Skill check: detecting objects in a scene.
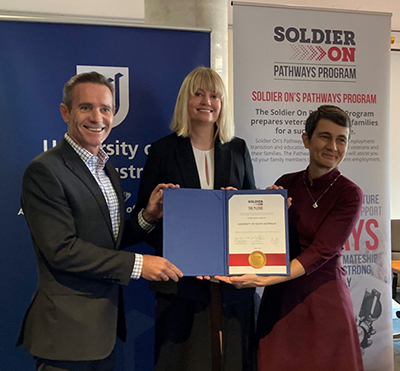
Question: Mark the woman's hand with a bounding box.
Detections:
[143,183,180,222]
[215,274,268,288]
[265,184,292,208]
[215,259,306,288]
[196,276,211,280]
[265,184,282,190]
[220,186,238,191]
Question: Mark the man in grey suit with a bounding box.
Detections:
[17,71,183,371]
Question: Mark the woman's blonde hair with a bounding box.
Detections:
[170,67,234,143]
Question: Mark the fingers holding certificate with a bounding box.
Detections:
[227,191,289,275]
[163,188,290,276]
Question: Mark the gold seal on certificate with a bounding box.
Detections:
[248,251,267,269]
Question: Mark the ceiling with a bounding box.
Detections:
[228,0,400,30]
[0,0,399,31]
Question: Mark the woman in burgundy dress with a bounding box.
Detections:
[218,105,364,371]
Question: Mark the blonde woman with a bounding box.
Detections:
[133,67,256,371]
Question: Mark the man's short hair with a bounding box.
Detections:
[62,71,114,111]
[305,105,351,139]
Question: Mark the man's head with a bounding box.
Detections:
[62,72,114,111]
[60,72,115,155]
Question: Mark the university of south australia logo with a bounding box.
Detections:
[76,65,129,128]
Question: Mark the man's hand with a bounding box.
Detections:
[141,255,183,282]
[142,183,180,223]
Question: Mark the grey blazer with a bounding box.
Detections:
[17,138,145,361]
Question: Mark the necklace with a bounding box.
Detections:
[303,172,341,209]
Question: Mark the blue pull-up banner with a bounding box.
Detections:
[0,15,210,370]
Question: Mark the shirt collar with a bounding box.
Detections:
[64,133,109,171]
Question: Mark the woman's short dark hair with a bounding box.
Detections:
[305,105,351,139]
[63,71,114,111]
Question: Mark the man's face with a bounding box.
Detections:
[60,82,114,155]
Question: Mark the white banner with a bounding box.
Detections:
[233,3,392,370]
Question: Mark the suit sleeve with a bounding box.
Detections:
[130,142,164,251]
[22,161,135,286]
[242,140,256,190]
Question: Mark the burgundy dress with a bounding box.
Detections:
[257,167,364,371]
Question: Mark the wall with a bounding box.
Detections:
[0,0,399,217]
[390,51,400,219]
[0,0,144,20]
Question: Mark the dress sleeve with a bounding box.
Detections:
[297,182,363,275]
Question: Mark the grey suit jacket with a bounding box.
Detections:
[17,137,146,361]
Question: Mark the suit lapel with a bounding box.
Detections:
[174,136,232,189]
[106,161,125,247]
[214,139,231,189]
[59,138,114,237]
[175,136,201,188]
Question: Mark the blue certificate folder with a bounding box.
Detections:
[162,188,289,276]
